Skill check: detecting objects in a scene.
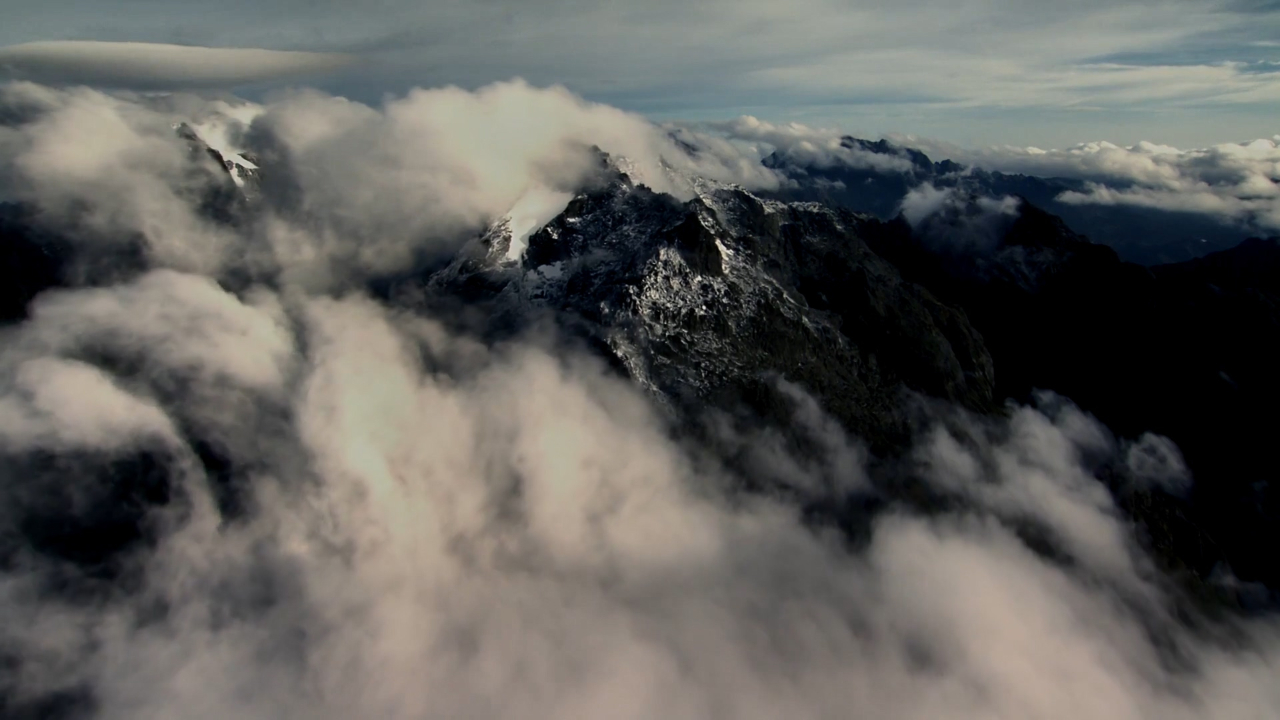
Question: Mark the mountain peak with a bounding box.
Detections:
[428,177,998,452]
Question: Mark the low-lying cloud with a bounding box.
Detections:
[4,269,1279,719]
[1,80,1279,719]
[0,41,355,89]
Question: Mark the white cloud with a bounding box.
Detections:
[749,54,1280,112]
[900,184,957,226]
[1,81,783,289]
[709,112,1280,234]
[918,402,1149,591]
[1123,433,1192,495]
[0,357,177,451]
[4,284,1279,718]
[954,137,1280,231]
[22,270,296,393]
[252,81,779,281]
[504,186,576,259]
[0,82,241,273]
[0,41,354,89]
[703,116,918,173]
[898,183,1022,252]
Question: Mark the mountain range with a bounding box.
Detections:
[760,135,1255,265]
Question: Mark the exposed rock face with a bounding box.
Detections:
[428,165,996,453]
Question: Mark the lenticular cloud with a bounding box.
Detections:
[0,41,355,89]
[0,80,1278,720]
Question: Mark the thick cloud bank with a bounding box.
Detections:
[1,82,1279,719]
[0,41,354,89]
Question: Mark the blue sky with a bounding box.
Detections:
[3,0,1280,148]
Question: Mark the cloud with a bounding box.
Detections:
[0,357,178,452]
[900,183,959,226]
[1123,433,1192,495]
[899,183,1022,252]
[916,400,1152,592]
[3,281,1279,718]
[0,81,781,289]
[2,80,1280,719]
[1054,181,1280,233]
[712,112,1280,235]
[0,82,246,274]
[251,80,779,276]
[919,136,1280,232]
[749,54,1280,112]
[701,116,918,173]
[21,269,296,393]
[0,41,354,89]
